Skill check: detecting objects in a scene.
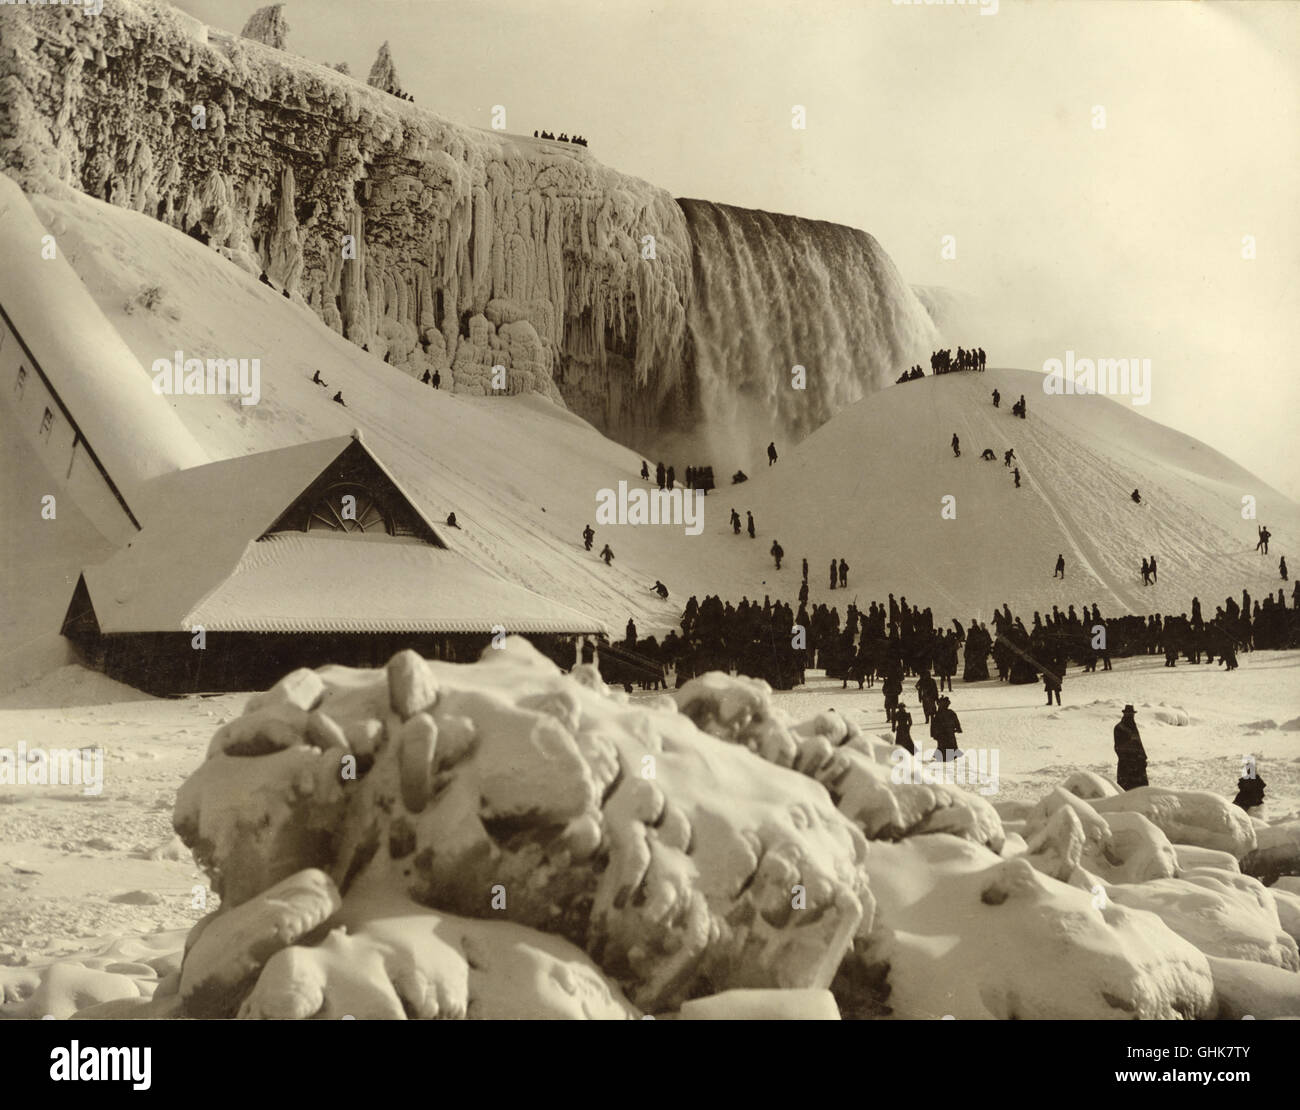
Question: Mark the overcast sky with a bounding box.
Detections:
[178,0,1300,497]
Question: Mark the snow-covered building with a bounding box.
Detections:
[60,432,606,693]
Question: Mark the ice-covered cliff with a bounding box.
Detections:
[1,0,935,454]
[681,199,937,449]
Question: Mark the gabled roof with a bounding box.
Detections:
[78,434,605,636]
[188,534,605,634]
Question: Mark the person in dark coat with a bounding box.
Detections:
[656,461,665,490]
[767,442,778,466]
[930,696,962,761]
[600,543,614,566]
[730,508,741,535]
[652,580,669,599]
[770,540,784,570]
[640,460,650,480]
[951,433,960,457]
[829,559,838,590]
[432,370,441,389]
[1281,557,1289,582]
[666,466,675,491]
[1131,489,1141,504]
[1043,668,1062,706]
[893,700,915,755]
[582,523,594,551]
[882,673,902,725]
[332,391,346,406]
[1054,554,1065,579]
[1013,467,1021,488]
[1149,554,1158,583]
[991,389,1000,408]
[445,512,460,529]
[312,369,327,386]
[1113,705,1148,790]
[746,511,755,539]
[1233,770,1266,811]
[838,558,849,588]
[916,672,939,724]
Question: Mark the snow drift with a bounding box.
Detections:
[6,642,1292,1020]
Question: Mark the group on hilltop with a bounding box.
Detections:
[896,347,987,383]
[535,131,588,146]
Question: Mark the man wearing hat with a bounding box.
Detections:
[930,695,963,761]
[1113,705,1148,790]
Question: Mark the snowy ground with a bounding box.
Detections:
[2,650,1296,973]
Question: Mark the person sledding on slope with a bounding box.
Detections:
[1131,489,1141,504]
[652,580,669,599]
[311,369,327,387]
[332,391,346,406]
[930,696,963,761]
[892,700,915,756]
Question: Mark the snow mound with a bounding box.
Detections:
[1089,787,1258,859]
[0,664,153,709]
[171,640,874,1015]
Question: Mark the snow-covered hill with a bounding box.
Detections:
[6,185,1295,676]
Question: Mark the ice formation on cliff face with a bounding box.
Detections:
[680,199,937,453]
[0,0,694,439]
[0,0,940,454]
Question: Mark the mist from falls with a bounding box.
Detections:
[672,199,938,473]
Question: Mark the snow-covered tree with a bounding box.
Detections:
[240,4,289,50]
[367,41,402,96]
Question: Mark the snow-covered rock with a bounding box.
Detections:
[1089,787,1257,858]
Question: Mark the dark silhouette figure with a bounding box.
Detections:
[893,702,915,755]
[1233,771,1266,811]
[1043,668,1062,706]
[829,559,837,590]
[652,580,669,599]
[980,448,996,460]
[730,508,741,535]
[839,558,849,589]
[746,511,755,539]
[445,512,460,529]
[767,442,778,466]
[1114,706,1148,790]
[770,540,784,570]
[801,558,808,581]
[640,460,650,480]
[1013,467,1021,488]
[1282,557,1289,582]
[332,391,346,406]
[991,389,1000,408]
[930,697,963,761]
[258,272,273,287]
[732,470,748,484]
[582,524,594,551]
[311,369,326,386]
[1131,489,1141,504]
[666,466,675,491]
[1149,554,1158,583]
[421,369,431,384]
[1004,448,1015,467]
[1141,557,1151,586]
[951,433,960,458]
[1054,554,1065,579]
[431,371,441,389]
[656,461,666,490]
[1256,525,1270,554]
[600,544,614,566]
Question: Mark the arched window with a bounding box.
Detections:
[302,483,393,535]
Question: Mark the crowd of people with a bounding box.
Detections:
[534,131,588,146]
[600,579,1300,698]
[932,346,986,374]
[641,460,716,492]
